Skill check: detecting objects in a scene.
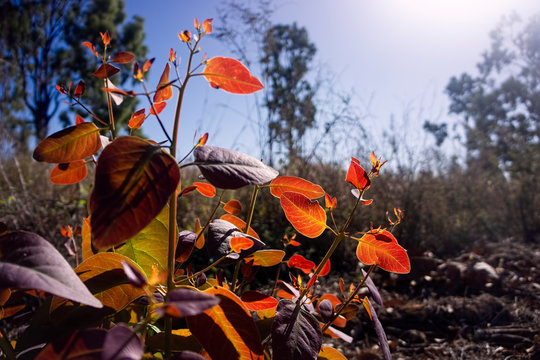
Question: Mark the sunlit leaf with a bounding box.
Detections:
[197,133,208,147]
[207,219,264,262]
[223,199,242,215]
[49,160,87,185]
[186,287,264,360]
[193,182,216,197]
[117,206,170,277]
[194,145,278,189]
[82,41,99,58]
[128,108,146,129]
[112,51,135,64]
[202,18,213,34]
[153,63,173,103]
[0,231,102,308]
[271,299,322,360]
[318,346,347,360]
[244,250,285,267]
[33,122,101,163]
[102,324,143,360]
[325,193,337,210]
[143,58,155,72]
[169,48,177,63]
[203,57,264,94]
[220,214,260,239]
[230,237,254,253]
[93,63,120,79]
[90,136,180,250]
[35,328,106,360]
[150,101,167,115]
[100,31,111,46]
[75,114,85,125]
[287,254,315,274]
[280,192,327,238]
[158,288,220,318]
[319,259,331,276]
[346,157,370,191]
[355,230,410,274]
[270,176,325,199]
[194,218,204,249]
[74,80,86,98]
[241,290,278,311]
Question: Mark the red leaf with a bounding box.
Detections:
[112,51,135,64]
[223,200,242,215]
[230,237,254,253]
[50,161,87,185]
[179,185,197,196]
[153,63,173,103]
[82,41,99,58]
[203,57,264,94]
[241,290,278,311]
[319,259,331,276]
[193,182,216,197]
[355,230,410,274]
[93,63,120,79]
[346,157,370,191]
[100,31,111,46]
[287,254,315,274]
[128,108,146,129]
[143,58,155,72]
[269,176,325,199]
[197,132,208,147]
[150,102,167,115]
[75,114,85,125]
[280,192,327,238]
[74,80,86,98]
[325,193,337,210]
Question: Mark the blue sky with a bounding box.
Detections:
[123,0,540,163]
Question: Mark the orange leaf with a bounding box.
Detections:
[100,31,111,46]
[178,30,191,43]
[193,182,216,197]
[143,58,155,72]
[244,250,285,267]
[169,48,176,63]
[318,346,347,360]
[50,160,87,185]
[287,254,315,274]
[60,225,73,238]
[280,192,327,238]
[195,218,205,249]
[128,108,146,129]
[346,157,370,191]
[325,193,337,210]
[150,102,166,115]
[202,18,213,34]
[112,51,135,64]
[75,114,85,125]
[82,41,99,58]
[203,57,264,94]
[230,237,254,253]
[355,230,410,274]
[269,176,324,199]
[153,63,173,103]
[220,214,260,239]
[197,132,208,146]
[241,290,277,311]
[93,63,120,79]
[223,199,242,215]
[362,297,372,320]
[319,259,331,276]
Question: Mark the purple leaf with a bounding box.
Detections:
[194,146,278,189]
[121,260,147,288]
[362,269,383,306]
[0,231,102,308]
[157,288,220,318]
[176,230,197,262]
[271,299,322,360]
[102,324,143,360]
[318,299,333,322]
[366,298,391,360]
[207,219,265,263]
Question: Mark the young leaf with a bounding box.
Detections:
[230,237,254,253]
[244,250,285,267]
[355,230,410,274]
[33,122,101,163]
[220,214,260,239]
[153,63,173,103]
[202,18,213,34]
[49,160,87,185]
[128,108,146,129]
[364,298,391,360]
[112,51,135,64]
[194,146,278,189]
[280,192,327,238]
[287,254,315,274]
[318,346,347,360]
[82,41,99,58]
[35,328,106,360]
[150,101,167,115]
[241,290,278,311]
[269,176,325,199]
[346,157,370,191]
[203,57,264,94]
[158,288,220,318]
[74,80,86,98]
[0,231,102,308]
[271,299,322,360]
[75,114,85,125]
[90,136,180,250]
[193,182,216,197]
[207,219,264,262]
[319,259,331,276]
[102,324,143,360]
[186,287,264,360]
[93,63,120,79]
[223,199,242,215]
[325,193,337,210]
[194,218,205,249]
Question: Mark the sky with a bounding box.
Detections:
[123,0,540,163]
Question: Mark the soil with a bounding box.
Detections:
[319,239,540,359]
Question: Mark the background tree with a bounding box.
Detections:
[0,0,147,143]
[446,13,540,243]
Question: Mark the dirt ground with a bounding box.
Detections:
[321,239,540,359]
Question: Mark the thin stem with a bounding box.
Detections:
[176,254,229,284]
[231,261,242,292]
[142,81,172,144]
[0,328,16,360]
[104,77,115,137]
[245,185,260,231]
